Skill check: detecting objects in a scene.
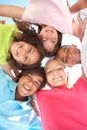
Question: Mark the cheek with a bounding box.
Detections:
[47,75,53,84]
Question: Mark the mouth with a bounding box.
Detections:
[23,84,31,92]
[53,76,62,82]
[73,53,78,63]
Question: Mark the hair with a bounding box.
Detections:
[37,25,62,57]
[17,67,46,90]
[45,57,66,72]
[14,19,62,57]
[7,19,46,72]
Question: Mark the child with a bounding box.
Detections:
[56,44,81,65]
[0,66,46,130]
[0,0,86,41]
[36,57,87,130]
[0,23,45,80]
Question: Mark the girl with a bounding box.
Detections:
[36,57,87,130]
[0,23,45,80]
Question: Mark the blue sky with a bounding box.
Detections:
[0,0,29,23]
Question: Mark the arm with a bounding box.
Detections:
[30,97,40,116]
[0,5,24,19]
[0,64,19,81]
[70,0,87,13]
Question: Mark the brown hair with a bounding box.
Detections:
[7,20,46,72]
[17,67,46,90]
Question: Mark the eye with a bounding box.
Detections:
[29,47,32,52]
[43,39,47,43]
[34,80,41,87]
[46,70,53,75]
[52,40,56,43]
[62,48,69,63]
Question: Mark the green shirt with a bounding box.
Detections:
[0,24,18,64]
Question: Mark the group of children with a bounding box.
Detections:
[0,0,87,130]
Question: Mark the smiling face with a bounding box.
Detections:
[57,45,81,65]
[39,26,58,52]
[45,59,67,87]
[17,73,44,97]
[10,41,40,65]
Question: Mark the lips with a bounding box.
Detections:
[73,53,78,63]
[23,84,31,92]
[53,76,62,83]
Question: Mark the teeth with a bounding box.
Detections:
[53,77,62,81]
[24,85,30,90]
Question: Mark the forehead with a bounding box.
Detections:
[59,46,70,51]
[45,59,64,70]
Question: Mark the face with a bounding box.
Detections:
[45,59,67,87]
[10,41,40,65]
[17,73,43,97]
[39,26,58,52]
[57,45,80,65]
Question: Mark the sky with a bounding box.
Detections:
[0,0,29,23]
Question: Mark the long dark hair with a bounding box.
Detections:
[7,19,46,72]
[17,67,46,90]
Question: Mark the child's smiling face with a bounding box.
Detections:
[45,59,67,87]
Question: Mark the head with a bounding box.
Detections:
[56,45,81,66]
[45,57,68,88]
[8,27,46,70]
[16,67,46,97]
[39,25,62,57]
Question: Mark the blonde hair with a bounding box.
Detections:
[45,57,66,72]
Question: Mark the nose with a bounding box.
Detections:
[27,80,33,87]
[68,52,73,59]
[22,49,27,55]
[53,70,58,76]
[47,32,52,40]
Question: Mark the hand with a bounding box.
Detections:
[77,12,87,41]
[30,98,40,116]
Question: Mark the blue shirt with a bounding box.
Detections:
[0,68,43,130]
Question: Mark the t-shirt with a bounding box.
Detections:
[22,0,73,34]
[36,78,87,130]
[0,67,17,103]
[0,24,18,64]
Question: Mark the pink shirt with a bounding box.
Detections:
[22,0,73,34]
[36,78,87,130]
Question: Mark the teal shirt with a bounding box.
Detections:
[0,24,18,64]
[0,68,43,130]
[0,67,17,103]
